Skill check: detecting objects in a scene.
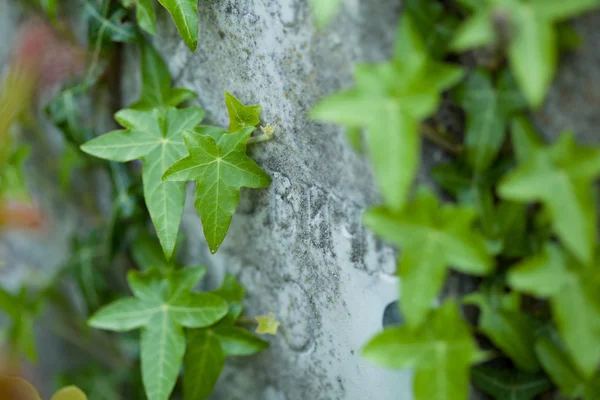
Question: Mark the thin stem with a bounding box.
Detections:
[419,122,464,155]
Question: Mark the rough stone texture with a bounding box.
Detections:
[141,1,414,399]
[534,11,600,145]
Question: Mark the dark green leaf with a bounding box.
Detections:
[184,329,225,400]
[162,127,271,254]
[471,366,552,400]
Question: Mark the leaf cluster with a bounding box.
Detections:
[312,1,600,399]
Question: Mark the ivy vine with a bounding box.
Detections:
[313,0,600,399]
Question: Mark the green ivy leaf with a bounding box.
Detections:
[311,15,463,210]
[184,329,225,400]
[363,301,481,400]
[451,0,600,107]
[225,91,261,133]
[89,267,228,400]
[498,132,600,264]
[536,336,600,399]
[80,107,205,259]
[455,69,525,171]
[131,42,196,110]
[308,0,343,28]
[508,244,600,378]
[464,291,539,372]
[157,0,198,51]
[363,187,494,327]
[162,127,270,254]
[184,275,267,400]
[471,366,552,400]
[122,0,156,35]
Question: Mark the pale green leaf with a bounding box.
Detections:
[536,337,600,399]
[508,6,557,108]
[163,128,270,253]
[312,15,462,210]
[471,366,552,400]
[451,9,495,51]
[184,330,225,400]
[81,107,205,259]
[225,91,261,132]
[510,116,543,163]
[363,301,479,400]
[88,297,158,331]
[499,133,600,264]
[157,0,198,51]
[363,188,494,327]
[51,386,88,400]
[168,293,228,328]
[509,244,600,378]
[530,0,600,21]
[141,311,186,400]
[308,0,343,28]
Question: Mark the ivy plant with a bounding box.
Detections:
[312,15,463,211]
[313,2,600,399]
[451,0,600,107]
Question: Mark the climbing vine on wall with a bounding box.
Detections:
[0,1,275,399]
[313,0,600,399]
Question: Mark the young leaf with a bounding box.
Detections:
[498,133,600,265]
[162,127,270,254]
[508,244,600,378]
[157,0,198,51]
[50,386,88,400]
[89,268,228,400]
[309,0,343,28]
[363,301,481,400]
[130,42,196,110]
[122,0,157,35]
[363,187,494,327]
[225,91,261,133]
[451,0,600,107]
[311,15,463,211]
[536,336,600,399]
[455,69,526,172]
[471,366,552,400]
[80,107,205,259]
[255,312,280,335]
[464,291,539,372]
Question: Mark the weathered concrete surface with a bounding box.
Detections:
[144,1,413,399]
[535,11,600,145]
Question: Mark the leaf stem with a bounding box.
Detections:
[419,123,464,155]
